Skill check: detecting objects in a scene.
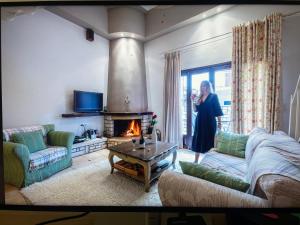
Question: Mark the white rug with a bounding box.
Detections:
[20,149,194,206]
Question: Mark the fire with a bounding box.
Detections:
[124,120,141,137]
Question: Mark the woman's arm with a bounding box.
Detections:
[212,94,223,130]
[217,116,222,130]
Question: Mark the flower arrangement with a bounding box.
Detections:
[147,114,158,134]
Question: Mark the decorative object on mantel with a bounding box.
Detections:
[124,95,130,112]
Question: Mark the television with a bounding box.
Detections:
[74,90,103,113]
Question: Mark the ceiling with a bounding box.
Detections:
[1,5,234,41]
[140,5,157,11]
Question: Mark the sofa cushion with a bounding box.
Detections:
[179,161,250,192]
[245,127,270,166]
[246,132,300,194]
[202,150,247,180]
[215,131,249,158]
[3,125,46,142]
[29,146,68,172]
[12,130,47,153]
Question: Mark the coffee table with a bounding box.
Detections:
[108,141,178,192]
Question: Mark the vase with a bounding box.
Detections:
[147,126,153,135]
[151,126,157,143]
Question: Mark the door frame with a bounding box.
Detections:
[181,61,231,148]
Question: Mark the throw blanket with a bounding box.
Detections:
[246,132,300,194]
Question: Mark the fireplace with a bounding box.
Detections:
[103,112,152,138]
[114,119,141,137]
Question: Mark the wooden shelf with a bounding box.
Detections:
[112,160,172,184]
[150,163,172,182]
[62,112,104,118]
[62,111,153,118]
[101,112,153,116]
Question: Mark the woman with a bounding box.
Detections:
[191,80,223,163]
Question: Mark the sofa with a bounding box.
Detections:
[158,128,300,207]
[3,124,75,188]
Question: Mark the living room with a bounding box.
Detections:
[1,4,300,208]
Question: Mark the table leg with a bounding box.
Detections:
[172,150,177,169]
[143,162,151,192]
[108,151,114,174]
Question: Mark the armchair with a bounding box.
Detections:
[3,124,75,187]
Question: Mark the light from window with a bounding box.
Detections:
[215,68,232,132]
[181,76,187,135]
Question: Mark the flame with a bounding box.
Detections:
[124,120,140,137]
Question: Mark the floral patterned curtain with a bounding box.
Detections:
[232,13,282,134]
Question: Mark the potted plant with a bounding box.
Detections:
[147,114,158,135]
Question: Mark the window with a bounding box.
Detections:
[181,62,232,148]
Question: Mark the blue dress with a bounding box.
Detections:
[192,93,223,153]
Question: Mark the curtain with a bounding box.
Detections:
[163,51,182,147]
[232,13,282,134]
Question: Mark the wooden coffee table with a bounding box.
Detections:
[108,141,178,192]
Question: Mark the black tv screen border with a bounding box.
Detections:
[73,90,103,113]
[1,0,300,213]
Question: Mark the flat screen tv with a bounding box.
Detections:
[74,90,103,113]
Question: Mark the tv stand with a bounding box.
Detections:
[72,137,107,157]
[62,112,104,118]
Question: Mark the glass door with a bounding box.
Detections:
[191,73,209,135]
[214,68,232,132]
[181,62,232,149]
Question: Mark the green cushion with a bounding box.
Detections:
[42,124,55,134]
[215,131,249,158]
[179,161,250,192]
[11,130,47,153]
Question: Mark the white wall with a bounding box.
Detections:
[145,5,300,133]
[55,6,108,33]
[145,5,216,37]
[1,9,109,136]
[282,14,300,133]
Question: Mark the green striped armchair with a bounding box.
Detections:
[3,124,75,188]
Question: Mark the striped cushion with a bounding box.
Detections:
[201,150,247,180]
[3,125,46,142]
[29,146,68,172]
[215,131,249,158]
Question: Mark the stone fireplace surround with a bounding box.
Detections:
[103,112,153,146]
[104,112,152,137]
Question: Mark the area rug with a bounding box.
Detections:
[20,149,194,206]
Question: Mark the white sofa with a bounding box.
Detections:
[158,128,300,207]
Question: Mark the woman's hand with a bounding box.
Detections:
[190,94,196,101]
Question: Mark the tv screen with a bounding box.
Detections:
[74,90,103,113]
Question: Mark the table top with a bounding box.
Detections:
[108,141,178,161]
